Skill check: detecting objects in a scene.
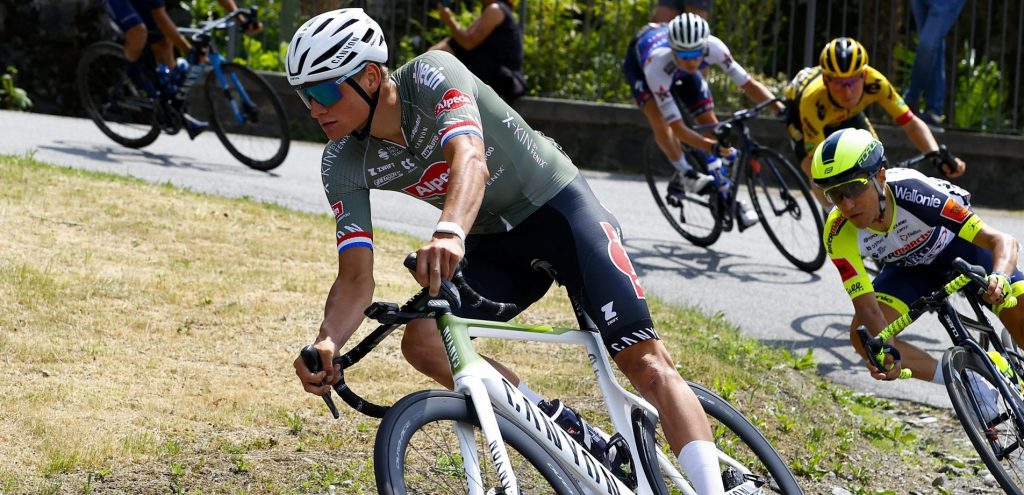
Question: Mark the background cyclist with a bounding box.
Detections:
[622,13,783,228]
[288,9,729,494]
[785,37,966,208]
[812,128,1023,386]
[101,0,247,138]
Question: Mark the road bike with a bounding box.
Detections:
[302,254,803,494]
[857,258,1024,494]
[643,98,825,272]
[75,8,290,171]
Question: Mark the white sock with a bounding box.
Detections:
[671,154,693,173]
[678,440,725,495]
[517,381,543,405]
[932,361,944,384]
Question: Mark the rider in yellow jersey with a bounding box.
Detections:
[786,38,965,208]
[813,128,1023,383]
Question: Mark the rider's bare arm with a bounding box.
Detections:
[971,223,1021,303]
[149,6,192,56]
[738,79,784,113]
[295,247,376,396]
[415,133,489,295]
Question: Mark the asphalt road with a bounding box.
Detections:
[4,109,1023,408]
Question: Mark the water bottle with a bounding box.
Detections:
[175,60,205,101]
[705,156,731,193]
[538,399,609,462]
[173,58,190,87]
[154,64,175,97]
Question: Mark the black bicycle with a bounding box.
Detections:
[76,8,290,171]
[857,258,1023,494]
[644,98,825,272]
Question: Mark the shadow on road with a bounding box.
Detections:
[623,236,822,285]
[37,141,279,177]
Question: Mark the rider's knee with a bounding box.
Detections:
[615,341,681,393]
[401,321,448,374]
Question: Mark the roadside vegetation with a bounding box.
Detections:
[0,153,997,494]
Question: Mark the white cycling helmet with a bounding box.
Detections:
[285,8,389,87]
[668,13,709,51]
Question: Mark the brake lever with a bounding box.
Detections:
[299,345,340,419]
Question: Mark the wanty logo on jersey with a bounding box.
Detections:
[402,161,449,198]
[600,222,645,299]
[434,89,473,117]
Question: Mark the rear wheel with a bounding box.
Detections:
[745,148,825,271]
[643,383,803,494]
[643,136,723,247]
[76,42,160,148]
[204,63,290,171]
[944,346,1024,495]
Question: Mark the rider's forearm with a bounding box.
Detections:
[216,0,240,12]
[740,80,782,111]
[151,8,192,56]
[438,136,488,235]
[318,272,375,350]
[975,228,1021,276]
[669,121,715,153]
[902,117,939,153]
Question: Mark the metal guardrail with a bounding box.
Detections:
[274,0,1021,134]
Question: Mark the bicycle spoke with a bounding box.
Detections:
[204,63,289,171]
[746,149,825,271]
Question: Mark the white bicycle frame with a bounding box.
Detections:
[438,313,757,495]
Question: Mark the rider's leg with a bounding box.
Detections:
[401,318,524,391]
[150,38,176,68]
[642,99,687,167]
[123,24,148,61]
[614,339,725,494]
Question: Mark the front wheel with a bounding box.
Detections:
[374,390,580,494]
[204,63,290,171]
[644,383,803,494]
[944,346,1024,495]
[745,148,825,272]
[76,42,161,149]
[643,136,724,247]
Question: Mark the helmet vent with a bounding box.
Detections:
[312,18,332,37]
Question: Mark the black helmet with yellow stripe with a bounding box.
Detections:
[819,37,868,78]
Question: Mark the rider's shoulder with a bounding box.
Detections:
[863,65,892,85]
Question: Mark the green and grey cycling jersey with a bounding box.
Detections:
[321,51,578,253]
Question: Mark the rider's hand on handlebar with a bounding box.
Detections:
[294,338,340,396]
[983,271,1013,307]
[866,353,904,381]
[710,141,735,159]
[414,235,465,296]
[934,154,966,179]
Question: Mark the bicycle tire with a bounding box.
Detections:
[374,390,581,495]
[643,136,724,247]
[76,42,160,149]
[689,382,803,494]
[745,147,825,272]
[204,63,290,171]
[944,346,1024,495]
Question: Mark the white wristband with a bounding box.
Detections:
[434,221,466,243]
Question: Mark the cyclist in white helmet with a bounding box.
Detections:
[623,13,783,227]
[290,8,729,494]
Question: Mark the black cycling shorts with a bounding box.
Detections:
[458,174,658,358]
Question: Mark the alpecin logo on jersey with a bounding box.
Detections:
[832,257,857,282]
[940,197,970,223]
[434,89,473,117]
[402,161,449,198]
[600,222,645,299]
[331,201,344,219]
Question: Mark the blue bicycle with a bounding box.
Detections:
[76,8,289,171]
